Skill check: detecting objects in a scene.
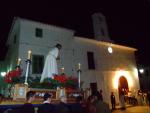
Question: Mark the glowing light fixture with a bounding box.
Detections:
[108,46,113,54]
[27,50,32,60]
[113,70,133,89]
[17,58,21,65]
[1,72,6,77]
[139,68,144,74]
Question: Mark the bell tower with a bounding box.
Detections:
[92,13,112,42]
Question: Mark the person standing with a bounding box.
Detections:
[20,91,36,113]
[86,95,96,113]
[0,94,3,103]
[38,93,55,113]
[57,96,70,113]
[120,91,126,110]
[110,92,116,110]
[94,95,111,113]
[40,43,62,82]
[147,91,150,107]
[70,96,85,113]
[97,89,103,101]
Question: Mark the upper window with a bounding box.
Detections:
[35,28,43,38]
[13,35,17,44]
[87,51,95,70]
[32,55,44,74]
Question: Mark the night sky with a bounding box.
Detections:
[0,0,150,66]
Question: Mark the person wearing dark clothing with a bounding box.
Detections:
[110,92,116,110]
[58,102,70,113]
[0,94,3,103]
[99,90,103,101]
[20,91,36,113]
[86,95,96,113]
[92,89,103,101]
[70,96,86,113]
[147,91,150,107]
[38,93,55,113]
[94,98,111,113]
[21,103,35,113]
[57,96,70,113]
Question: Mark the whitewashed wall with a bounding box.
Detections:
[74,37,139,105]
[18,19,74,77]
[5,18,140,106]
[6,19,21,72]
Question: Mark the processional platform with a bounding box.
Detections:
[2,83,84,105]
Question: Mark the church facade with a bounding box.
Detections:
[4,17,140,105]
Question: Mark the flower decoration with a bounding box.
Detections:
[4,67,22,83]
[3,71,78,90]
[53,75,68,84]
[40,74,78,89]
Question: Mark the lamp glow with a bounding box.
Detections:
[61,67,64,73]
[78,63,81,70]
[113,70,133,89]
[17,58,21,65]
[108,46,113,53]
[139,69,144,74]
[1,72,6,77]
[27,50,32,59]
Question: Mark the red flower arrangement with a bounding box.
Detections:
[52,74,78,89]
[29,74,79,89]
[4,67,22,83]
[3,69,78,90]
[53,74,68,83]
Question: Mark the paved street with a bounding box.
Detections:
[113,106,150,113]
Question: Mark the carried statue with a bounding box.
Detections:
[40,44,62,83]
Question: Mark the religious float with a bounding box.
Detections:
[3,66,83,103]
[1,49,86,106]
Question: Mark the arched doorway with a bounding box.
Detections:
[118,76,129,96]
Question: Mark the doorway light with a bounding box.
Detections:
[113,70,133,89]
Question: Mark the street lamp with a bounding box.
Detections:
[139,68,144,74]
[1,72,6,77]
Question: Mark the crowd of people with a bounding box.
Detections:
[2,90,112,113]
[1,89,150,113]
[133,90,150,106]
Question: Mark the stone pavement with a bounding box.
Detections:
[112,106,150,113]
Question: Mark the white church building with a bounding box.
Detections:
[4,14,140,105]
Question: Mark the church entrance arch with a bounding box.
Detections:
[118,76,129,96]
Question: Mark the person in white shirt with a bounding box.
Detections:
[38,93,55,113]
